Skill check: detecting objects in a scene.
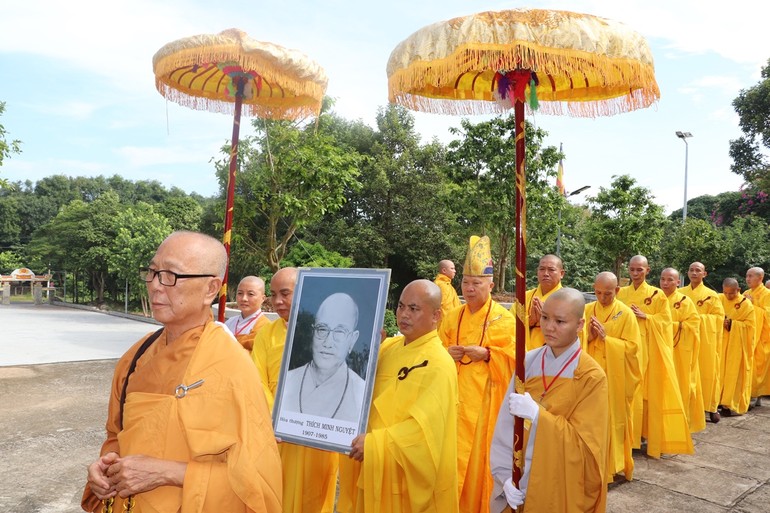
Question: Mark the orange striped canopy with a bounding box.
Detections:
[153,28,328,120]
[387,9,659,117]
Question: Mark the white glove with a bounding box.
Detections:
[508,392,539,421]
[503,477,525,508]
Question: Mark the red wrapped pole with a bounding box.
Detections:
[511,73,528,490]
[217,77,245,322]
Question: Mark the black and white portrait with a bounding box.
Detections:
[273,268,390,453]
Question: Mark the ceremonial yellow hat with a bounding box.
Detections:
[463,235,494,276]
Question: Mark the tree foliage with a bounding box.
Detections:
[446,116,563,291]
[217,114,362,276]
[585,175,667,277]
[0,101,22,188]
[729,59,770,191]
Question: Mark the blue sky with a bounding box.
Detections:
[1,0,766,213]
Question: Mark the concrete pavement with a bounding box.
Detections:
[1,302,769,512]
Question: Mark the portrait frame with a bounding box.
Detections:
[272,267,391,453]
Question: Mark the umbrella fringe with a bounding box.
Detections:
[392,88,657,118]
[388,41,659,117]
[156,81,321,120]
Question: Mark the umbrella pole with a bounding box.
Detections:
[512,97,527,490]
[218,78,245,322]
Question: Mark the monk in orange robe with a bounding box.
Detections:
[250,267,338,513]
[340,280,459,513]
[82,231,281,513]
[224,275,270,351]
[660,268,705,433]
[617,255,693,457]
[719,278,756,415]
[491,288,608,513]
[439,236,515,513]
[434,259,461,329]
[680,261,724,423]
[745,267,770,406]
[512,254,565,351]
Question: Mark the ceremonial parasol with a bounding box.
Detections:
[387,8,659,489]
[153,28,328,320]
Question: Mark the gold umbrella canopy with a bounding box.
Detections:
[387,8,660,117]
[153,28,328,120]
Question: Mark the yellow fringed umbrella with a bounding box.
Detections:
[153,28,327,320]
[387,7,659,490]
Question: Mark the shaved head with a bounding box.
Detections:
[546,287,586,320]
[404,279,442,310]
[161,231,228,278]
[595,272,618,288]
[239,275,265,290]
[723,277,739,290]
[594,272,619,307]
[630,255,649,267]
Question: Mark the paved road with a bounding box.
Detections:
[0,303,768,512]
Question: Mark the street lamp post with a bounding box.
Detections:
[676,131,693,221]
[557,185,591,256]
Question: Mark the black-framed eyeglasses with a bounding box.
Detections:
[139,267,216,287]
[312,324,351,343]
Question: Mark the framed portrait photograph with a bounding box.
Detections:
[272,267,391,453]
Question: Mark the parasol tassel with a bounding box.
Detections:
[528,75,539,111]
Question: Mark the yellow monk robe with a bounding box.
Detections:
[338,331,459,513]
[668,292,706,433]
[438,296,515,513]
[434,274,461,330]
[226,311,271,351]
[746,284,770,397]
[490,341,608,513]
[512,283,563,352]
[617,282,693,457]
[680,283,724,412]
[580,299,641,482]
[250,318,337,513]
[719,293,756,414]
[82,320,282,513]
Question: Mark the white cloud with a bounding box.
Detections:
[114,143,220,168]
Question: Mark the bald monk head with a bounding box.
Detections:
[660,268,681,297]
[746,267,765,290]
[270,267,298,321]
[145,231,226,342]
[687,261,707,288]
[723,278,740,301]
[397,279,442,344]
[537,254,565,294]
[593,272,619,307]
[541,287,586,357]
[438,260,457,280]
[628,255,650,288]
[235,276,266,317]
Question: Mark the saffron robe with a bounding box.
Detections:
[745,284,770,397]
[667,292,706,433]
[581,300,641,481]
[719,293,756,414]
[225,310,270,351]
[680,283,724,412]
[434,274,461,330]
[250,318,337,513]
[338,330,459,513]
[490,341,609,513]
[439,297,515,513]
[281,363,365,423]
[617,282,692,457]
[513,283,563,352]
[82,320,282,513]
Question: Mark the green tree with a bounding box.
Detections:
[446,115,562,291]
[0,250,22,272]
[729,59,770,191]
[155,195,203,231]
[281,241,353,268]
[0,101,22,188]
[216,115,362,274]
[655,217,730,274]
[108,202,172,314]
[585,174,667,277]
